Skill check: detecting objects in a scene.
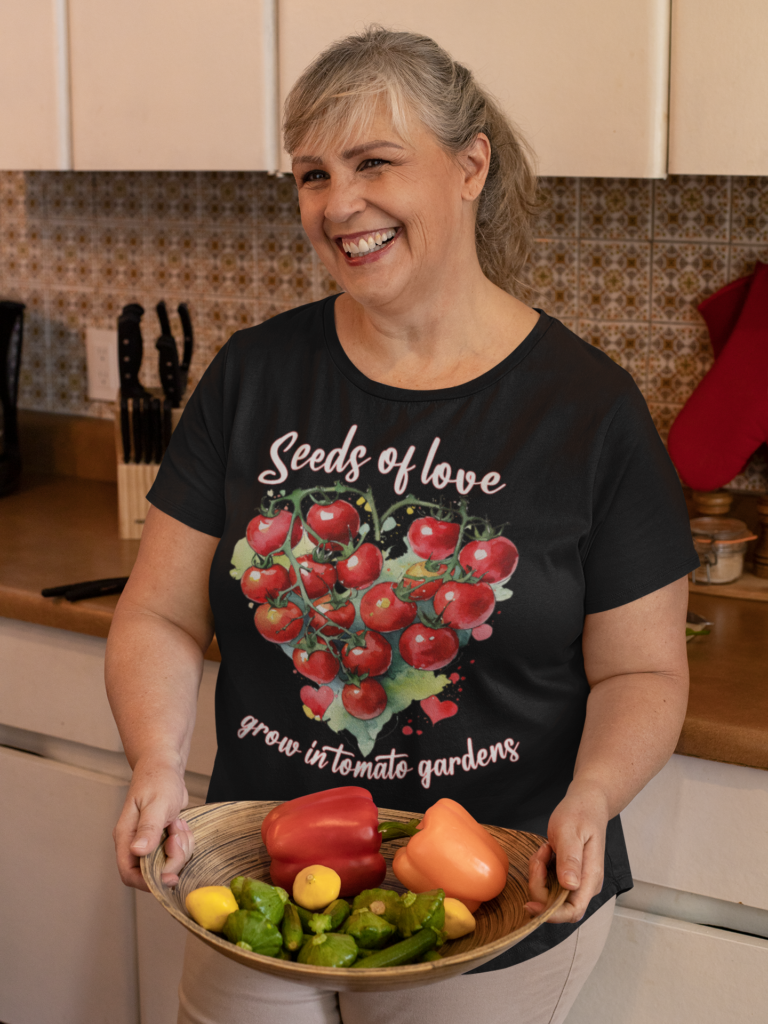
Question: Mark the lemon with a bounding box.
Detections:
[292,864,341,910]
[443,897,476,939]
[185,885,239,932]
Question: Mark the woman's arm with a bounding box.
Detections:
[106,506,219,891]
[526,574,690,923]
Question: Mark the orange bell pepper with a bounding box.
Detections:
[389,799,509,912]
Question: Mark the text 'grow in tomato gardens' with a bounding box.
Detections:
[257,426,506,496]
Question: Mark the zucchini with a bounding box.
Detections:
[281,903,304,952]
[350,927,438,968]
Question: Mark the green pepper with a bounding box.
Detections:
[223,910,283,957]
[281,903,304,952]
[344,909,397,949]
[322,898,351,931]
[397,890,445,938]
[297,932,358,968]
[351,888,402,925]
[237,878,286,925]
[308,913,333,935]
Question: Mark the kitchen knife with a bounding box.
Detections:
[120,393,131,463]
[141,392,153,463]
[42,576,129,601]
[177,302,194,397]
[150,396,163,463]
[162,397,173,454]
[131,396,143,464]
[156,300,182,407]
[117,304,146,399]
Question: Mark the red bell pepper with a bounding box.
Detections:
[261,787,387,897]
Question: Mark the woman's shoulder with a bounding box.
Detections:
[533,313,640,400]
[224,297,332,361]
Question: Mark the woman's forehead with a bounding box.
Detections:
[292,99,419,162]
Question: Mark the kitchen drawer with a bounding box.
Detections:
[565,906,768,1024]
[621,753,768,910]
[0,745,139,1024]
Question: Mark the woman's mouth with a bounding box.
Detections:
[337,228,399,260]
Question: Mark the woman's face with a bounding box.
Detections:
[292,106,488,313]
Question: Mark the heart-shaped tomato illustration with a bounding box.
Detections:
[420,695,459,724]
[300,684,335,719]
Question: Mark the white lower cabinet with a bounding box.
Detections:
[136,890,190,1024]
[565,906,768,1024]
[0,745,139,1024]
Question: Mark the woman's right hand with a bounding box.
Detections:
[113,755,195,891]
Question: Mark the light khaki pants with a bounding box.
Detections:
[178,897,615,1024]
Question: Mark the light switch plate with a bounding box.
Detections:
[85,327,120,401]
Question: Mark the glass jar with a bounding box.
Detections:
[690,517,756,585]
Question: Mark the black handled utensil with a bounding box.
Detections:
[42,576,129,602]
[177,302,194,398]
[156,300,182,408]
[120,393,131,463]
[117,304,147,399]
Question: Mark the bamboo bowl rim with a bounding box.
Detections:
[142,801,568,991]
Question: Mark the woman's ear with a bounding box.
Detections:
[460,132,491,202]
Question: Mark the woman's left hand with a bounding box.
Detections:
[524,779,609,924]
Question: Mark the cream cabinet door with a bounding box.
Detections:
[68,0,278,170]
[0,0,71,169]
[278,0,670,177]
[669,0,768,174]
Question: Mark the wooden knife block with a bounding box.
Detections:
[114,389,184,540]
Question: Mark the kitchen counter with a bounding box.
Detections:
[1,475,765,768]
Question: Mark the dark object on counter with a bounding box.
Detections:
[41,576,129,602]
[0,300,25,497]
[120,394,131,463]
[117,304,148,399]
[156,300,193,408]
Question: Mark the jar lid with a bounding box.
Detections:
[690,516,750,541]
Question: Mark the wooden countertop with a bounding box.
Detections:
[1,477,765,770]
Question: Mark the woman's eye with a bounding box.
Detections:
[359,158,389,171]
[301,169,328,184]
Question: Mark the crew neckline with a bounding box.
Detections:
[322,294,553,403]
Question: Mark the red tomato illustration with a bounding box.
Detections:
[400,560,447,600]
[342,679,388,720]
[246,509,302,556]
[240,563,290,603]
[433,581,496,629]
[399,624,459,670]
[310,594,355,637]
[408,517,460,560]
[341,630,392,677]
[254,601,304,643]
[293,643,340,685]
[289,555,337,599]
[360,582,417,632]
[459,537,519,584]
[307,500,360,544]
[336,542,383,590]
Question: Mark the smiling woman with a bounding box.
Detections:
[105,25,699,1024]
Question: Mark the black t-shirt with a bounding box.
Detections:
[148,297,698,970]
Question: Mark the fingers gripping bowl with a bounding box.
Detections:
[141,801,568,992]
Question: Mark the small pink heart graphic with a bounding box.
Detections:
[420,695,459,725]
[300,685,335,718]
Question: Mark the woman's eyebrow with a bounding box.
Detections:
[292,140,404,167]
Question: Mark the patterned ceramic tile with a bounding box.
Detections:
[47,221,94,289]
[730,178,768,244]
[580,240,651,320]
[523,238,578,317]
[579,179,652,239]
[191,297,258,368]
[728,244,768,281]
[22,172,48,220]
[257,225,315,306]
[93,173,146,221]
[145,224,200,293]
[646,402,681,445]
[145,172,200,223]
[49,288,93,411]
[0,171,27,222]
[199,226,255,297]
[256,174,302,226]
[92,221,147,291]
[314,259,341,302]
[200,172,257,224]
[16,290,50,409]
[45,173,94,220]
[653,176,730,242]
[579,320,650,388]
[651,243,729,322]
[534,178,578,238]
[646,323,714,406]
[0,218,46,285]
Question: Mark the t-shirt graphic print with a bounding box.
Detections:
[147,295,699,969]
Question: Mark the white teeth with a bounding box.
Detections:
[342,228,397,256]
[358,237,370,252]
[348,241,359,254]
[374,232,382,244]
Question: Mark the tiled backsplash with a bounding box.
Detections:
[1,171,766,491]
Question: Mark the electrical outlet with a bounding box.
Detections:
[85,327,120,401]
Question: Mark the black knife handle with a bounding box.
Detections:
[162,397,173,454]
[142,393,153,464]
[177,302,193,372]
[42,576,129,599]
[150,396,163,463]
[156,335,182,408]
[156,300,173,339]
[118,304,146,399]
[131,396,144,464]
[120,394,131,463]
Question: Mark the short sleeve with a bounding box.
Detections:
[146,343,230,537]
[582,384,699,614]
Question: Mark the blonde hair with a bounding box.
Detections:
[283,26,538,293]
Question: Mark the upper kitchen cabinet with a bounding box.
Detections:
[0,0,71,169]
[67,0,278,171]
[277,0,671,177]
[669,0,768,174]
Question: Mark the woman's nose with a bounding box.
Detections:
[323,173,367,225]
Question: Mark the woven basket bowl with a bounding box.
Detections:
[142,800,568,992]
